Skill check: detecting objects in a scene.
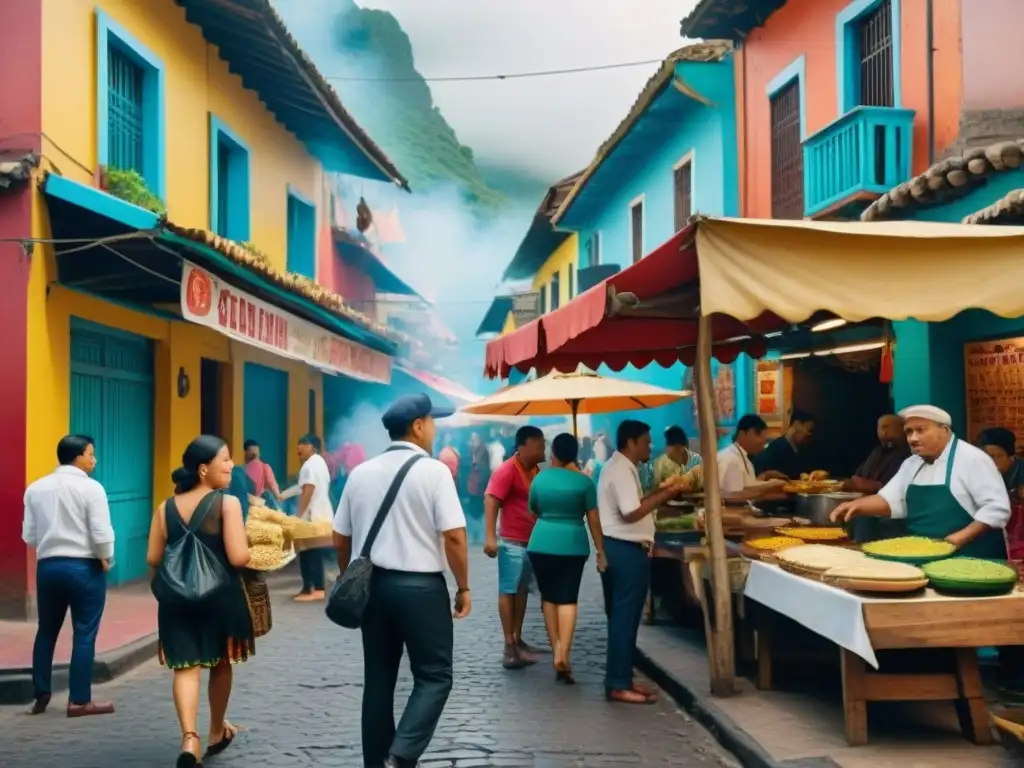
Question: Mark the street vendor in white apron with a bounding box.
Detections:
[831,405,1010,559]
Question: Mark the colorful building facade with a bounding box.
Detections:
[683,0,968,220]
[0,0,408,617]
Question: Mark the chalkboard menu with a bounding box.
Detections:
[965,337,1024,451]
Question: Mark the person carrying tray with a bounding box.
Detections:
[831,404,1010,560]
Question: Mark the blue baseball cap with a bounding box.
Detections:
[381,393,454,433]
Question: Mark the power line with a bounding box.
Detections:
[324,58,664,83]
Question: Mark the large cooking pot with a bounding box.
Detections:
[794,492,862,526]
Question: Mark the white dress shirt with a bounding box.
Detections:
[598,451,655,544]
[298,452,334,522]
[22,465,115,560]
[878,436,1011,529]
[334,441,466,572]
[717,443,758,494]
[487,440,506,472]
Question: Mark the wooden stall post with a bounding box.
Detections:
[695,312,736,696]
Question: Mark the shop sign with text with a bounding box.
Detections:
[180,262,391,384]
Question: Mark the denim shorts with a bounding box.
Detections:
[497,539,533,595]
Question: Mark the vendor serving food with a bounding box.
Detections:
[831,405,1009,559]
[717,414,788,501]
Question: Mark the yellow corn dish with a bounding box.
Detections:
[746,536,804,551]
[777,526,848,542]
[862,536,956,558]
[245,519,284,548]
[248,544,285,570]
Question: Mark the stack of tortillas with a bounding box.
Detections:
[774,544,867,578]
[823,558,929,594]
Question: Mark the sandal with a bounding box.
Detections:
[177,732,203,767]
[205,721,239,757]
[554,662,576,685]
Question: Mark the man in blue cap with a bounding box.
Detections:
[333,393,471,768]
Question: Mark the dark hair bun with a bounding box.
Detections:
[171,466,199,491]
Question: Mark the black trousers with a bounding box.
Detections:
[361,569,453,766]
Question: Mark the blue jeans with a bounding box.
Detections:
[33,557,107,704]
[299,547,332,592]
[601,537,650,692]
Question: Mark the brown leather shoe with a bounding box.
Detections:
[28,693,50,715]
[67,700,115,717]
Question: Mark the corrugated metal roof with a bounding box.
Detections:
[175,0,408,189]
[680,0,787,41]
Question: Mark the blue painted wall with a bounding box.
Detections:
[893,168,1024,437]
[557,58,747,452]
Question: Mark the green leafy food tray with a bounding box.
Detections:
[926,577,1015,596]
[861,537,956,565]
[864,551,953,566]
[921,557,1018,586]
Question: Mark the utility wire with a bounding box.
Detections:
[324,58,664,83]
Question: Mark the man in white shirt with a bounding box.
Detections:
[833,404,1009,559]
[294,433,335,602]
[716,414,788,500]
[487,431,506,473]
[22,434,115,717]
[333,394,469,768]
[598,419,683,705]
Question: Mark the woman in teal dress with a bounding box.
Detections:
[527,433,607,684]
[147,436,255,766]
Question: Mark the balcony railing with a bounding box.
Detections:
[803,106,915,218]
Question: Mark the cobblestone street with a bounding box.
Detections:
[1,551,740,767]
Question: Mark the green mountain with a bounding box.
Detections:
[477,163,550,205]
[315,3,510,209]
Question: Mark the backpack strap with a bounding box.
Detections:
[359,451,424,559]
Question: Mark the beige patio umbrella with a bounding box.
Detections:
[459,370,690,435]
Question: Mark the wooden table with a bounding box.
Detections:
[750,566,1024,746]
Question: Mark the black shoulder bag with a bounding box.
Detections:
[326,449,424,629]
[152,491,231,605]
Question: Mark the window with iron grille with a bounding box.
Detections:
[769,80,804,220]
[856,0,894,108]
[107,48,145,174]
[550,273,560,311]
[674,159,693,232]
[630,201,644,263]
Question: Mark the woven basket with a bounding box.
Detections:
[243,578,272,638]
[778,561,826,580]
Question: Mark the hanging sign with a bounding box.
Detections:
[180,261,391,384]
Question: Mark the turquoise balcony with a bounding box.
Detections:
[803,106,915,218]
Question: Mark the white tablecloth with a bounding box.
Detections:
[744,560,879,667]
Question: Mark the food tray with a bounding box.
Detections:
[776,526,849,543]
[246,548,297,572]
[826,576,929,594]
[775,543,868,573]
[921,558,1018,594]
[861,537,956,565]
[779,561,826,579]
[292,535,334,552]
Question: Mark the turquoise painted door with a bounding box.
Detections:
[243,362,289,484]
[69,319,154,585]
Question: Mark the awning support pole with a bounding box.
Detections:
[695,312,736,697]
[571,400,579,437]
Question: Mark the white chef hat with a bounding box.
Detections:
[898,404,952,427]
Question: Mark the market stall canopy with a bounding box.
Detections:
[484,216,1024,380]
[461,371,689,434]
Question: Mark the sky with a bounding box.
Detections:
[303,0,697,181]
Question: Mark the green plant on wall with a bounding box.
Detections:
[105,168,166,216]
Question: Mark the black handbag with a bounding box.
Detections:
[152,491,231,605]
[326,449,424,629]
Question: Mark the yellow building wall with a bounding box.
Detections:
[28,0,332,493]
[530,233,579,307]
[500,312,517,336]
[40,0,326,272]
